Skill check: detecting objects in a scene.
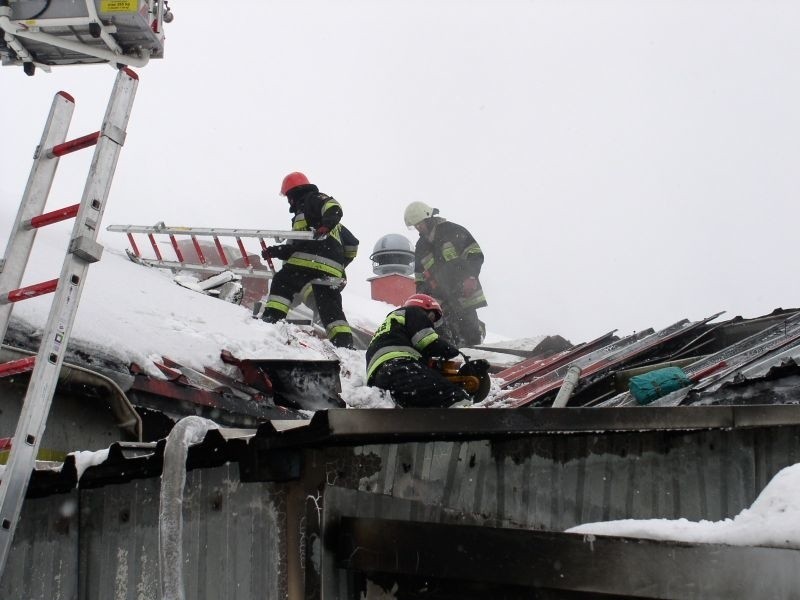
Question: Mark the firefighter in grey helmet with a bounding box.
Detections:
[404,201,487,347]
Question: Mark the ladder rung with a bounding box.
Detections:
[1,279,58,305]
[48,131,100,158]
[0,357,36,378]
[26,204,80,229]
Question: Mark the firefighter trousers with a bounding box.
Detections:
[371,358,470,408]
[262,264,354,349]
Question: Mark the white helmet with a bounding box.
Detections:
[404,201,437,227]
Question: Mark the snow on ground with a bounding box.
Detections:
[568,462,800,550]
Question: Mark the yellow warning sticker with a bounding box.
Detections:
[100,0,138,12]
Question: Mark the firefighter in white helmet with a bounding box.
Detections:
[403,201,487,347]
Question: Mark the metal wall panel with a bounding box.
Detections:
[343,425,800,531]
[79,463,288,600]
[0,491,79,599]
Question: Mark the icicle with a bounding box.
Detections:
[158,416,218,600]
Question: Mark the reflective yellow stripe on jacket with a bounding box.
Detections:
[366,345,421,381]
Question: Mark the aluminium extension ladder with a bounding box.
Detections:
[0,67,138,576]
[106,222,316,279]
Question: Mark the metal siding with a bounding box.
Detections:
[346,426,800,531]
[81,476,161,600]
[79,464,287,600]
[0,491,79,599]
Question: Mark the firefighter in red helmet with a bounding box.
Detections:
[365,294,471,407]
[261,172,355,349]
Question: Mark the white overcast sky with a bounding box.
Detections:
[2,0,799,343]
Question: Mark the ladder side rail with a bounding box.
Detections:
[106,224,315,239]
[106,225,313,270]
[0,92,74,344]
[131,256,274,279]
[0,68,139,577]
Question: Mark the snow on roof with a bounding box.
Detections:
[3,205,800,551]
[5,219,396,407]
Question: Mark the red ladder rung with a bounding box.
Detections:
[1,279,58,305]
[26,204,80,229]
[191,236,206,264]
[147,233,163,261]
[235,237,251,268]
[126,233,141,257]
[0,357,36,378]
[213,236,228,266]
[48,131,100,158]
[259,238,275,271]
[169,234,184,262]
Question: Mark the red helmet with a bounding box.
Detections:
[281,171,310,196]
[404,293,443,321]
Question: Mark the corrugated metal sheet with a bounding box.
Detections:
[1,407,800,598]
[80,464,287,600]
[1,464,288,600]
[0,491,78,599]
[324,424,800,530]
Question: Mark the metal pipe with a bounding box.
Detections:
[552,365,582,408]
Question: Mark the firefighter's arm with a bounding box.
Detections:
[424,337,460,359]
[455,228,484,277]
[319,195,343,230]
[409,314,459,359]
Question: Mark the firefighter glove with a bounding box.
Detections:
[462,276,479,296]
[264,245,291,260]
[314,226,330,239]
[442,343,460,359]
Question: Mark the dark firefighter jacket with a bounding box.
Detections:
[366,306,459,383]
[340,224,359,267]
[414,218,487,310]
[284,185,346,278]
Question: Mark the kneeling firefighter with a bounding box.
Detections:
[365,294,471,407]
